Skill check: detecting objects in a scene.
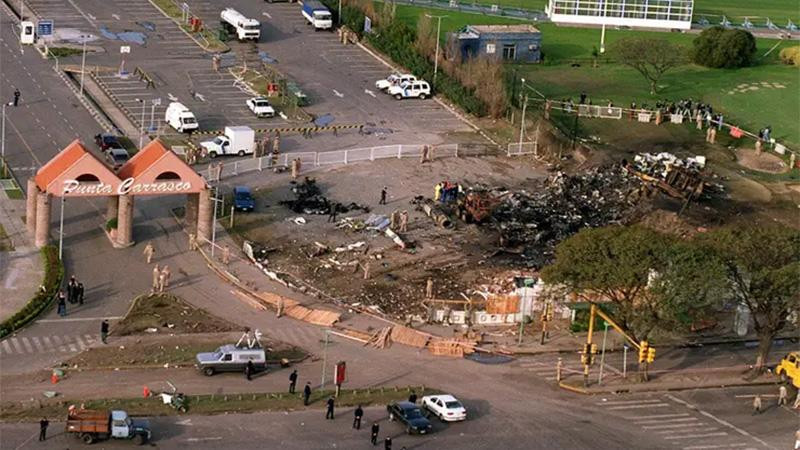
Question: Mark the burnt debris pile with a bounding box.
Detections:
[280,177,371,215]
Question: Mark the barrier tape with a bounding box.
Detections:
[189,124,364,136]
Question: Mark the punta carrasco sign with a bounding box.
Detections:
[62,177,193,195]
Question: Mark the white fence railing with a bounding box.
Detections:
[507,141,538,156]
[200,143,477,182]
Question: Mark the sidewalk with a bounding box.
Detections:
[0,189,43,324]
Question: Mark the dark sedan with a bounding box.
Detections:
[386,401,432,435]
[95,133,123,151]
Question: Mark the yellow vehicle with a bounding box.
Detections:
[775,351,800,388]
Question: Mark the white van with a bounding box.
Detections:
[165,102,198,133]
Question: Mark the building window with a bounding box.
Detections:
[502,43,516,60]
[486,43,496,54]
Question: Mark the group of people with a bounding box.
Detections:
[390,209,409,233]
[287,369,415,448]
[752,383,800,415]
[434,181,462,204]
[56,276,85,317]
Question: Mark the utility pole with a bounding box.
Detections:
[58,197,65,260]
[79,40,87,97]
[425,14,447,89]
[1,104,6,168]
[338,0,342,26]
[597,321,609,385]
[518,78,527,154]
[210,187,222,258]
[321,329,331,390]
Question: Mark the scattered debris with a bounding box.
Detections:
[280,177,370,215]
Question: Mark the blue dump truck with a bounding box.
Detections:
[301,0,333,31]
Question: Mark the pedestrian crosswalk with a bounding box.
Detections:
[0,334,98,355]
[516,354,622,382]
[597,397,764,450]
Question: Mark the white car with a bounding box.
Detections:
[246,97,276,118]
[421,394,466,422]
[389,80,431,100]
[375,73,417,92]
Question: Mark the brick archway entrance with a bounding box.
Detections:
[27,140,212,249]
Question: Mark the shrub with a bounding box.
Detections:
[0,245,64,338]
[779,46,800,66]
[106,218,118,231]
[691,26,756,68]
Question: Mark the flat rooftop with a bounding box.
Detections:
[469,24,540,34]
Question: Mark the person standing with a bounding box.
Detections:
[425,278,434,299]
[157,270,167,293]
[353,405,363,429]
[384,436,392,450]
[222,245,231,265]
[408,391,417,404]
[379,186,387,205]
[709,127,717,144]
[288,369,297,393]
[779,385,789,406]
[143,242,155,263]
[100,319,109,344]
[399,210,408,233]
[77,282,85,305]
[370,422,380,445]
[326,396,335,419]
[245,360,254,381]
[39,417,48,441]
[794,390,800,409]
[57,291,67,317]
[327,203,338,223]
[303,382,312,406]
[13,89,20,107]
[189,233,197,251]
[291,158,299,179]
[67,276,78,304]
[390,210,399,229]
[151,264,160,294]
[161,265,171,288]
[363,260,370,280]
[752,394,762,415]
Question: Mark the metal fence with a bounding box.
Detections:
[200,143,485,182]
[383,0,546,21]
[507,141,538,156]
[578,105,623,120]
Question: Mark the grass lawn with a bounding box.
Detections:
[0,223,12,252]
[387,3,800,147]
[693,0,799,25]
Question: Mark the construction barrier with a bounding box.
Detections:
[189,124,364,137]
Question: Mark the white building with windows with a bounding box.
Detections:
[547,0,694,30]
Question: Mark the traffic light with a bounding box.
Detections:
[646,347,656,364]
[638,340,649,363]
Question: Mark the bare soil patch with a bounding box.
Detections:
[735,149,788,174]
[114,294,239,336]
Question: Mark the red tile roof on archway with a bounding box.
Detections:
[34,140,121,196]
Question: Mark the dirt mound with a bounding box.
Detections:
[736,149,787,174]
[114,294,240,336]
[639,210,699,238]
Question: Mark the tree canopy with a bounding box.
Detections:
[691,26,757,68]
[610,37,686,94]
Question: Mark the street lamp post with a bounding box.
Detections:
[210,187,222,258]
[425,14,447,89]
[338,0,342,26]
[135,98,146,149]
[79,40,87,97]
[1,104,6,164]
[58,196,65,260]
[321,329,331,390]
[597,322,609,384]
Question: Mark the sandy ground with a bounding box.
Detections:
[735,148,788,174]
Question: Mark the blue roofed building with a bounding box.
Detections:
[448,24,542,63]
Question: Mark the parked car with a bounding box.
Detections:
[388,80,431,100]
[386,401,432,435]
[246,97,276,118]
[195,344,266,376]
[95,133,123,151]
[66,409,150,445]
[375,73,417,92]
[421,394,467,422]
[105,148,130,170]
[233,186,255,212]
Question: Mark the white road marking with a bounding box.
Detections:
[683,443,750,449]
[663,432,728,440]
[608,403,669,410]
[10,338,23,353]
[642,421,702,430]
[20,338,33,352]
[185,437,222,442]
[31,337,45,352]
[665,394,773,449]
[262,12,272,18]
[655,426,718,434]
[637,417,700,425]
[333,89,344,98]
[42,337,54,352]
[39,316,122,323]
[112,13,120,20]
[1,339,12,354]
[364,89,376,97]
[597,399,664,406]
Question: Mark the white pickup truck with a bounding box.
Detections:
[220,8,261,41]
[388,80,431,100]
[200,126,256,158]
[375,73,417,92]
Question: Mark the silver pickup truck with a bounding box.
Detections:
[196,344,266,376]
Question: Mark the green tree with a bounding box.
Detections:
[699,224,800,371]
[691,26,757,68]
[610,37,686,94]
[542,226,728,342]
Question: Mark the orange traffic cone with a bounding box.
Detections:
[51,372,59,384]
[143,386,150,398]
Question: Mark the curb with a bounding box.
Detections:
[558,379,777,395]
[145,0,229,54]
